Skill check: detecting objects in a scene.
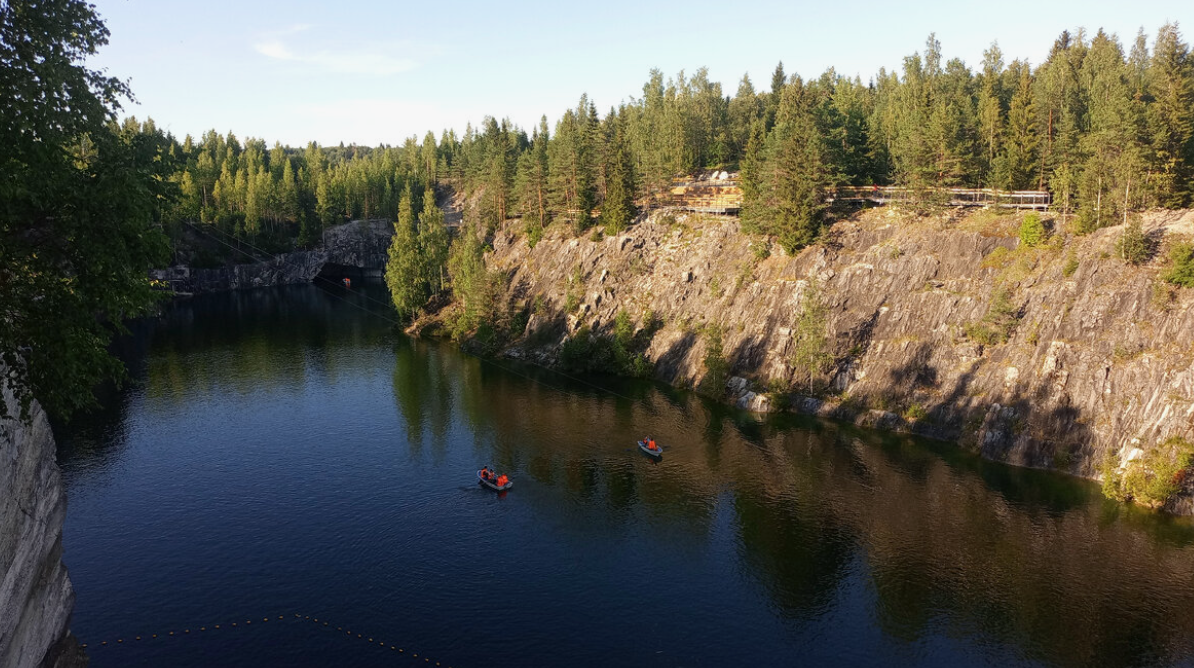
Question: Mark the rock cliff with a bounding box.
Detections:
[473,207,1194,512]
[0,373,86,668]
[153,219,394,294]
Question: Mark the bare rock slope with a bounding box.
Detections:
[482,207,1194,511]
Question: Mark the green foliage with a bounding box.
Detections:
[741,84,833,254]
[1162,241,1194,287]
[1,1,172,419]
[525,217,544,248]
[1116,217,1151,265]
[1018,213,1046,247]
[964,288,1021,345]
[980,246,1013,270]
[1101,437,1194,507]
[700,326,730,396]
[559,315,654,378]
[385,185,429,319]
[446,223,502,337]
[1062,252,1080,277]
[903,403,929,421]
[790,282,832,393]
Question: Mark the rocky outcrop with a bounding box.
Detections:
[153,219,393,294]
[473,207,1194,511]
[0,373,85,668]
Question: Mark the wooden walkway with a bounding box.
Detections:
[827,186,1051,210]
[666,181,1051,213]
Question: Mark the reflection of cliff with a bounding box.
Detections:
[483,207,1194,509]
[386,341,1194,666]
[140,284,395,406]
[1,373,86,667]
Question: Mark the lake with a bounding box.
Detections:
[55,282,1194,667]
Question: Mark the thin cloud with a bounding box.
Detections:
[253,26,418,76]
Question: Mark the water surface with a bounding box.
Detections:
[57,283,1194,667]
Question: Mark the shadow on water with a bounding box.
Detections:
[54,283,1194,668]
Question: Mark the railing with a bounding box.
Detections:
[827,186,1051,209]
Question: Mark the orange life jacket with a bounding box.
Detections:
[649,440,657,450]
[497,475,508,486]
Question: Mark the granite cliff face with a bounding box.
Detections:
[475,207,1194,512]
[0,375,86,668]
[153,219,394,294]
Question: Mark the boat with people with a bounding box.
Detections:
[637,437,663,458]
[478,467,513,491]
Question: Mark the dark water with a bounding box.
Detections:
[56,283,1194,668]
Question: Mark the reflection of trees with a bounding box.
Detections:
[390,338,456,459]
[59,283,1194,667]
[839,434,1194,668]
[419,348,1194,666]
[142,284,395,407]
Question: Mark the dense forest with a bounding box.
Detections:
[147,25,1194,257]
[4,0,1193,416]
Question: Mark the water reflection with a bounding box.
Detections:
[388,340,1194,667]
[56,283,1194,668]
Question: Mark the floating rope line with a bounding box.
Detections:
[79,612,453,666]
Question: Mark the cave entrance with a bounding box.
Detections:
[316,263,367,280]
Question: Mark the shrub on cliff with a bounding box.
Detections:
[1018,213,1046,247]
[1100,437,1194,508]
[1163,241,1194,287]
[1115,217,1151,265]
[964,288,1021,345]
[700,326,730,396]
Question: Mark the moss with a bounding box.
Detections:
[981,246,1013,270]
[1062,253,1079,277]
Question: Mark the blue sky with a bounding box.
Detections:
[89,0,1187,147]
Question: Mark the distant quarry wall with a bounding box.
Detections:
[0,371,86,668]
[463,206,1194,513]
[152,220,394,294]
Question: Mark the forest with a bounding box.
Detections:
[146,25,1193,257]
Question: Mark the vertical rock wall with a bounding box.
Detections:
[0,375,85,668]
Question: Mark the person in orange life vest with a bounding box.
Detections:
[480,466,491,480]
[648,438,657,451]
[496,474,508,487]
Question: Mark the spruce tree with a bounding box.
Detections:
[385,184,428,319]
[419,187,450,293]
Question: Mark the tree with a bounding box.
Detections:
[600,118,636,235]
[741,82,833,253]
[1,0,171,419]
[385,184,427,319]
[1147,23,1193,207]
[418,187,449,293]
[1018,212,1046,247]
[791,281,832,393]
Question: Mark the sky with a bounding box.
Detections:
[88,0,1187,147]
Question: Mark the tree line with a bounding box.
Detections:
[150,25,1192,258]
